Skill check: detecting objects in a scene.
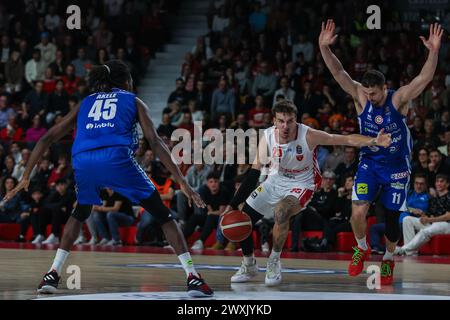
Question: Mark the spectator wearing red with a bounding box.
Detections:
[47,155,70,189]
[248,95,270,128]
[0,116,23,144]
[62,64,80,95]
[178,110,195,138]
[42,67,56,94]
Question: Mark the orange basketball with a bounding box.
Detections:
[220,210,252,242]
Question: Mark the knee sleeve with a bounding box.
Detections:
[139,191,174,226]
[384,209,401,243]
[71,204,93,222]
[242,202,264,227]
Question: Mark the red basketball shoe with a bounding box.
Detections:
[348,245,371,276]
[380,260,395,286]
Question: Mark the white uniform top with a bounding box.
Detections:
[263,123,321,190]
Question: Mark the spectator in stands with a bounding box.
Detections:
[428,149,450,192]
[177,163,212,228]
[248,95,271,128]
[251,61,277,100]
[4,50,24,94]
[207,47,230,83]
[290,170,338,252]
[189,80,211,112]
[292,34,314,63]
[35,31,56,67]
[273,76,295,106]
[29,158,51,193]
[412,148,430,177]
[12,148,31,180]
[16,188,45,243]
[42,67,56,94]
[167,77,188,106]
[370,173,430,254]
[211,77,236,121]
[44,5,60,32]
[21,80,48,119]
[49,49,67,77]
[71,47,91,78]
[46,79,69,124]
[62,64,80,95]
[92,188,135,246]
[248,2,267,33]
[25,115,47,148]
[0,176,29,223]
[334,146,358,185]
[294,80,321,117]
[1,156,15,177]
[396,174,450,255]
[0,94,15,130]
[0,115,23,145]
[40,179,75,244]
[47,155,71,189]
[25,49,46,85]
[178,110,195,137]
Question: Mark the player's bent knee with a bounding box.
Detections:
[139,192,175,226]
[71,204,93,222]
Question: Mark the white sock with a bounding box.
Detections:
[178,252,199,277]
[269,250,281,260]
[243,254,255,266]
[49,249,69,274]
[383,249,394,261]
[356,237,368,250]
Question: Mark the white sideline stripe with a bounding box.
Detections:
[221,221,252,230]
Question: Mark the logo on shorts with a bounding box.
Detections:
[251,191,258,199]
[256,186,263,193]
[357,183,368,194]
[375,115,383,124]
[290,188,302,194]
[390,171,408,180]
[390,182,405,190]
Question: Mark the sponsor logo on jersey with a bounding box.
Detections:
[85,122,114,130]
[361,164,369,170]
[296,145,303,161]
[391,171,408,180]
[256,186,263,193]
[356,183,368,194]
[375,115,383,124]
[390,182,405,190]
[385,123,397,131]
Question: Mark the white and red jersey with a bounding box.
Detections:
[263,123,322,191]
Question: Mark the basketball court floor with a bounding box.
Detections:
[1,243,449,300]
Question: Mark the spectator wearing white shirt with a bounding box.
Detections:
[212,6,230,33]
[292,34,314,63]
[44,5,60,32]
[273,76,296,106]
[25,49,46,85]
[34,32,57,67]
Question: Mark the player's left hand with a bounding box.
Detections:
[375,128,392,147]
[420,23,444,52]
[3,178,30,202]
[420,216,432,225]
[180,181,206,209]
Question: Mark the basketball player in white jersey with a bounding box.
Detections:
[223,101,391,286]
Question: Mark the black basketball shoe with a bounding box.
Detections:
[37,270,60,294]
[187,273,214,297]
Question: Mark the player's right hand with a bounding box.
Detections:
[3,178,30,202]
[319,19,338,47]
[375,128,392,147]
[221,205,233,217]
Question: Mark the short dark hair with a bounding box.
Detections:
[207,171,221,181]
[361,70,385,88]
[55,178,67,185]
[414,173,428,181]
[272,100,297,116]
[436,174,449,183]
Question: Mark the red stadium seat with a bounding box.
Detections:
[0,224,20,241]
[118,226,137,245]
[335,232,357,252]
[419,235,450,255]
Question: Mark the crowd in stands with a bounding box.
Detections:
[0,0,449,254]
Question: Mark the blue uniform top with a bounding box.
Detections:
[406,190,429,214]
[358,89,413,165]
[72,88,139,156]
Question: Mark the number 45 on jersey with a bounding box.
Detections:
[88,98,117,121]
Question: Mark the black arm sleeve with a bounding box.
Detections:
[229,168,261,210]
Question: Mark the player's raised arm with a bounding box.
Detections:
[306,127,392,150]
[319,19,364,108]
[393,23,443,112]
[136,97,205,208]
[3,104,79,201]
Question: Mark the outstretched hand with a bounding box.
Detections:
[180,181,206,209]
[375,129,392,148]
[319,19,338,47]
[420,23,444,52]
[3,178,30,202]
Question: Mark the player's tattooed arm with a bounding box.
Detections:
[3,104,80,201]
[393,23,443,114]
[136,97,205,208]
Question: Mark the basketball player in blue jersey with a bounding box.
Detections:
[4,60,213,297]
[319,20,443,285]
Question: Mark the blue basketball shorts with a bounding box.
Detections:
[72,146,155,205]
[352,157,410,211]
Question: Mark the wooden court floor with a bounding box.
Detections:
[0,245,450,300]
